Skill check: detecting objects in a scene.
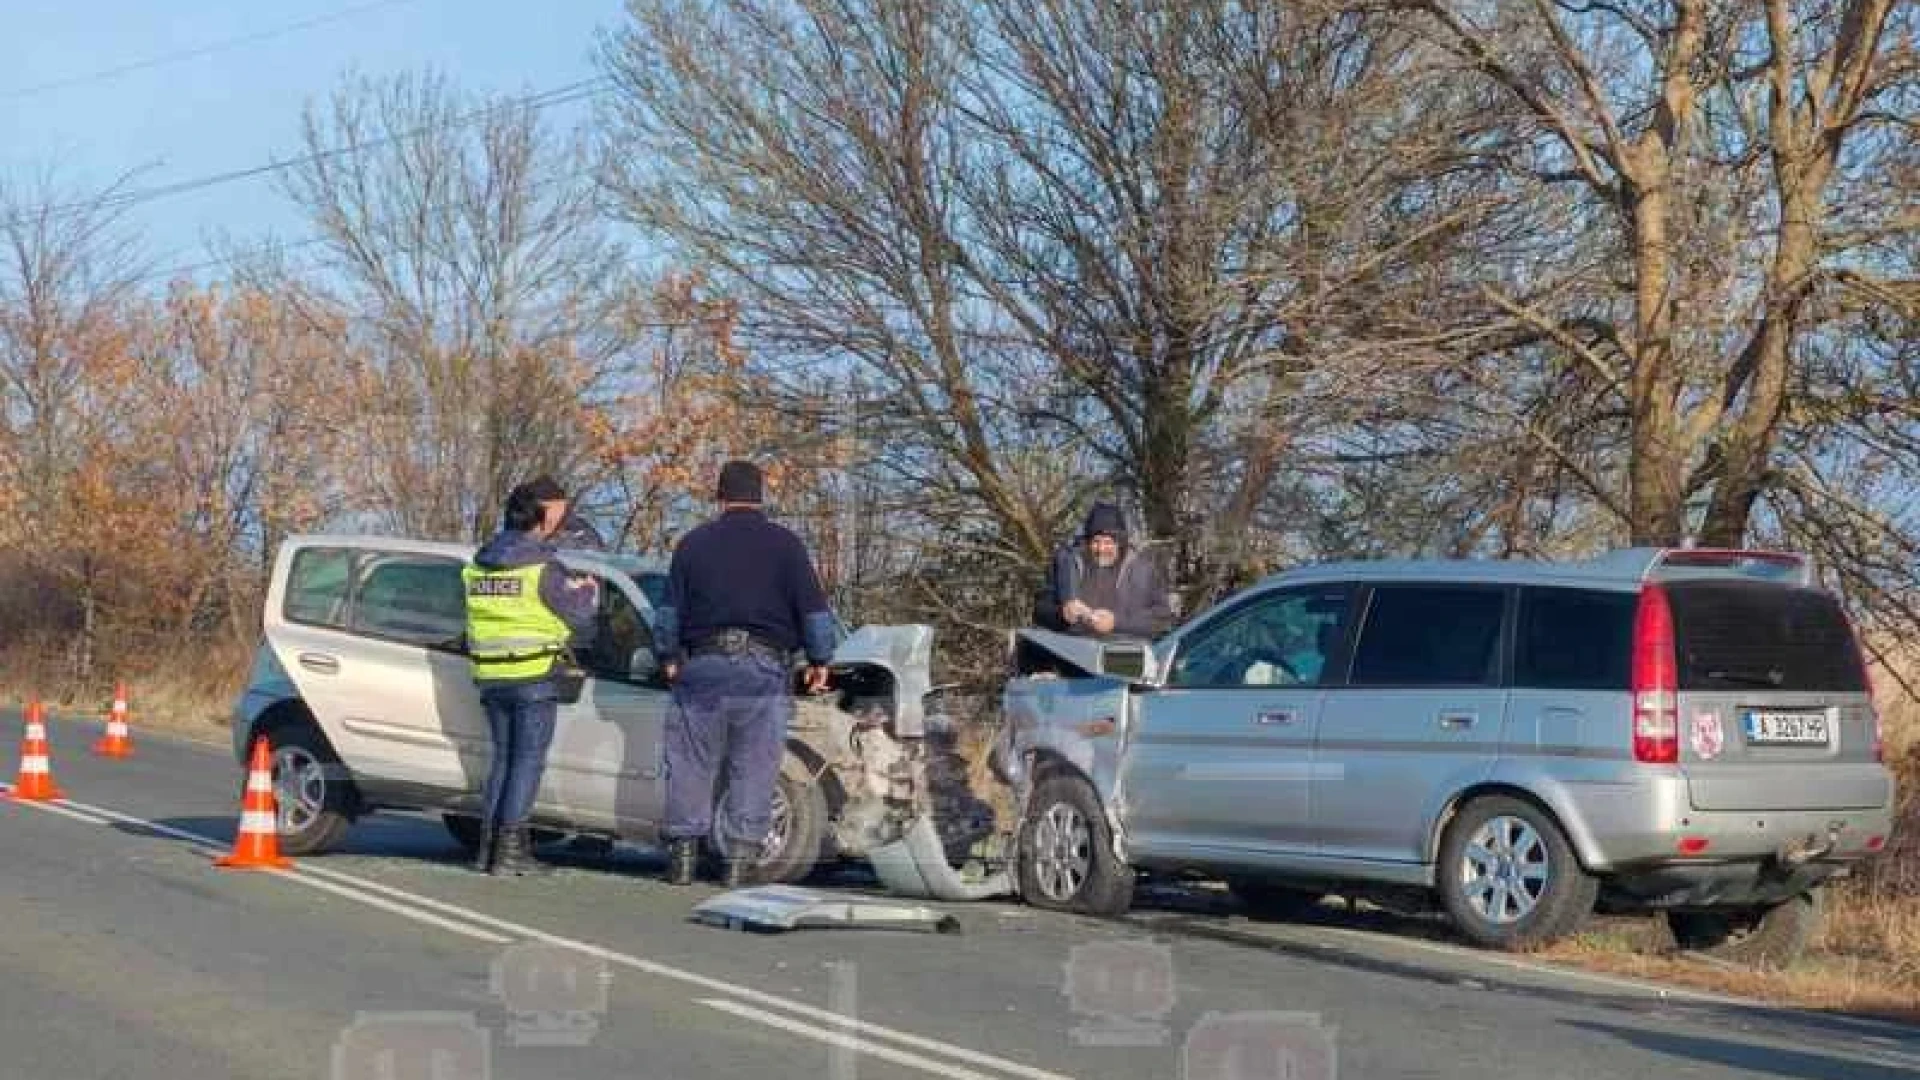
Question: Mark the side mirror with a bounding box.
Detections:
[629,648,660,683]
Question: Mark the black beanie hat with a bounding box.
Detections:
[717,459,764,503]
[1082,502,1126,542]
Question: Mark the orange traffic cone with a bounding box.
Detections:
[93,681,134,758]
[216,736,291,870]
[8,701,65,801]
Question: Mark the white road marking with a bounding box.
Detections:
[9,787,1074,1080]
[2,786,511,946]
[0,786,115,826]
[700,998,1008,1080]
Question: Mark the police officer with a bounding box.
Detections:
[463,475,598,876]
[652,460,837,887]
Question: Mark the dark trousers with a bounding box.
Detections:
[662,652,791,859]
[479,681,558,828]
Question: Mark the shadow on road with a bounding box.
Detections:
[1565,1019,1920,1079]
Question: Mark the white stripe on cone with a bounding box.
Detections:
[240,810,279,834]
[246,771,273,794]
[106,720,129,736]
[25,723,45,740]
[19,757,47,775]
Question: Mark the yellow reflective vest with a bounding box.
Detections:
[461,562,573,683]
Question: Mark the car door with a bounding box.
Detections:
[1121,584,1355,862]
[1312,583,1511,866]
[534,567,670,836]
[330,551,487,795]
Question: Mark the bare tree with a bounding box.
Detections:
[278,69,637,541]
[0,171,150,681]
[1396,0,1919,547]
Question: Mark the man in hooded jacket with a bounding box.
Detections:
[1034,502,1173,639]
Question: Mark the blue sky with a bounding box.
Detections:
[1,0,628,276]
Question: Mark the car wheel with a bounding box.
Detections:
[1228,879,1328,921]
[1666,888,1824,970]
[263,722,356,856]
[1016,773,1134,917]
[1437,796,1597,951]
[751,755,829,885]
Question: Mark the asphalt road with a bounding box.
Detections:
[3,707,1919,1080]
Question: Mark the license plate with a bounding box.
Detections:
[1743,711,1831,745]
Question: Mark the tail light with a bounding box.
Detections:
[1632,584,1679,764]
[1839,606,1882,762]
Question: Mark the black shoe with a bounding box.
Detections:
[469,823,497,874]
[491,825,552,877]
[666,839,698,886]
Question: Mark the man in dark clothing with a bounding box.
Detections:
[1034,502,1174,639]
[463,475,599,876]
[651,460,838,886]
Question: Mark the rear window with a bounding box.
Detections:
[1516,587,1635,690]
[1666,581,1866,693]
[285,547,353,627]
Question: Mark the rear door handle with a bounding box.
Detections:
[1256,710,1298,726]
[1438,711,1477,730]
[298,652,340,675]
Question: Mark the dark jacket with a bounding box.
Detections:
[653,508,838,666]
[1033,505,1173,639]
[470,528,600,654]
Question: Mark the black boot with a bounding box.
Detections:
[722,855,758,889]
[469,822,497,873]
[492,825,552,877]
[666,839,698,886]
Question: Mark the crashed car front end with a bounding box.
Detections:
[990,629,1157,876]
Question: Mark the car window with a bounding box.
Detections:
[350,556,467,648]
[1168,586,1351,689]
[285,547,354,628]
[1350,585,1505,687]
[632,572,668,613]
[1516,586,1635,690]
[1665,581,1868,692]
[581,574,654,680]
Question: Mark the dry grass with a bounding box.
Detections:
[0,633,250,745]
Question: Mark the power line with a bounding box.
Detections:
[0,77,610,231]
[2,0,424,101]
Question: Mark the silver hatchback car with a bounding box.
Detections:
[996,547,1895,965]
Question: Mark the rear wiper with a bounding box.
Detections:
[1703,668,1784,687]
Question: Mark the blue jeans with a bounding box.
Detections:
[662,652,792,858]
[479,681,558,828]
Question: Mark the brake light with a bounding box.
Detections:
[1632,584,1678,764]
[1839,606,1881,762]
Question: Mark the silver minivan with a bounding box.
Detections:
[995,547,1895,966]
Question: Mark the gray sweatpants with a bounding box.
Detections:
[662,651,792,859]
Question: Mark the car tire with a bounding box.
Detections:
[1228,879,1328,921]
[262,721,356,856]
[1666,888,1823,970]
[1436,795,1597,951]
[752,755,829,885]
[1016,773,1134,917]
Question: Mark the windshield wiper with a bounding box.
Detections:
[1703,668,1784,687]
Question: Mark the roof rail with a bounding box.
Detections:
[1641,547,1813,586]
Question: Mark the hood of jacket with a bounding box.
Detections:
[473,529,557,571]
